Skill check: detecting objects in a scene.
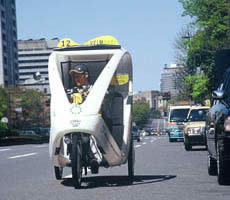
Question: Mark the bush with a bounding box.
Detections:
[0,122,8,138]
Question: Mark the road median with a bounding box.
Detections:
[0,135,49,146]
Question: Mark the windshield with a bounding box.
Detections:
[170,109,190,122]
[188,109,208,122]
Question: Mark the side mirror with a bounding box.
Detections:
[212,90,224,100]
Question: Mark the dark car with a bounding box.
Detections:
[206,68,230,185]
[132,126,140,142]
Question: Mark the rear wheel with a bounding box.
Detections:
[72,134,82,189]
[54,166,63,180]
[217,141,230,185]
[128,140,135,180]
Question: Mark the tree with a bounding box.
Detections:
[185,73,209,104]
[0,86,8,136]
[5,87,46,129]
[179,0,230,48]
[178,0,230,101]
[133,102,150,127]
[173,25,195,65]
[0,86,8,119]
[20,89,45,128]
[148,108,161,119]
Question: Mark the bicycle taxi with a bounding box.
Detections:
[48,36,134,188]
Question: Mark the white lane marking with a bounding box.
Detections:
[33,145,48,148]
[135,145,141,148]
[8,152,38,159]
[151,139,157,143]
[143,142,146,145]
[0,148,11,152]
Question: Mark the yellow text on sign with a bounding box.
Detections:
[110,74,129,86]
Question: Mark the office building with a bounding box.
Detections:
[160,63,184,98]
[0,0,18,86]
[18,38,59,94]
[133,90,160,108]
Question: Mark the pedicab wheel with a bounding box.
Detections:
[128,140,135,180]
[72,134,82,189]
[54,166,63,180]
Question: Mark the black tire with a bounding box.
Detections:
[137,138,140,142]
[217,141,230,185]
[128,140,135,180]
[184,137,191,151]
[54,166,63,180]
[207,154,217,176]
[169,138,173,142]
[185,144,191,151]
[72,134,82,189]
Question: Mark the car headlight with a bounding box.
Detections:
[187,127,204,136]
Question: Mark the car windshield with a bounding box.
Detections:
[170,109,190,122]
[187,109,208,122]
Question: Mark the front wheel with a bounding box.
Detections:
[72,134,82,189]
[184,136,191,151]
[128,140,135,180]
[207,154,217,176]
[54,166,63,180]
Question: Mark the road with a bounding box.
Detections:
[145,118,167,131]
[0,136,230,200]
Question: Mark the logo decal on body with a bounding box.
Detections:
[70,120,81,127]
[70,104,82,115]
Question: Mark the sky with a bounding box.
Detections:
[16,0,191,92]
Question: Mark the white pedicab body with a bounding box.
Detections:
[48,36,134,188]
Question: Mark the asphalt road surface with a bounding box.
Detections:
[0,136,230,200]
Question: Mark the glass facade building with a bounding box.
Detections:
[0,0,18,87]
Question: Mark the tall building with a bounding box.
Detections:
[133,90,160,108]
[18,38,59,94]
[0,0,18,87]
[160,63,184,98]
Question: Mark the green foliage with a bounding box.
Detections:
[178,0,230,102]
[179,0,230,46]
[0,86,8,119]
[133,102,150,127]
[0,121,8,138]
[19,89,45,127]
[149,108,161,119]
[185,73,209,104]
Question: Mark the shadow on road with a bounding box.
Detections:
[61,174,176,189]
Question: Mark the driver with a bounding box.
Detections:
[69,64,102,174]
[69,64,92,104]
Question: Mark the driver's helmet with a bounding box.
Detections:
[69,64,88,75]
